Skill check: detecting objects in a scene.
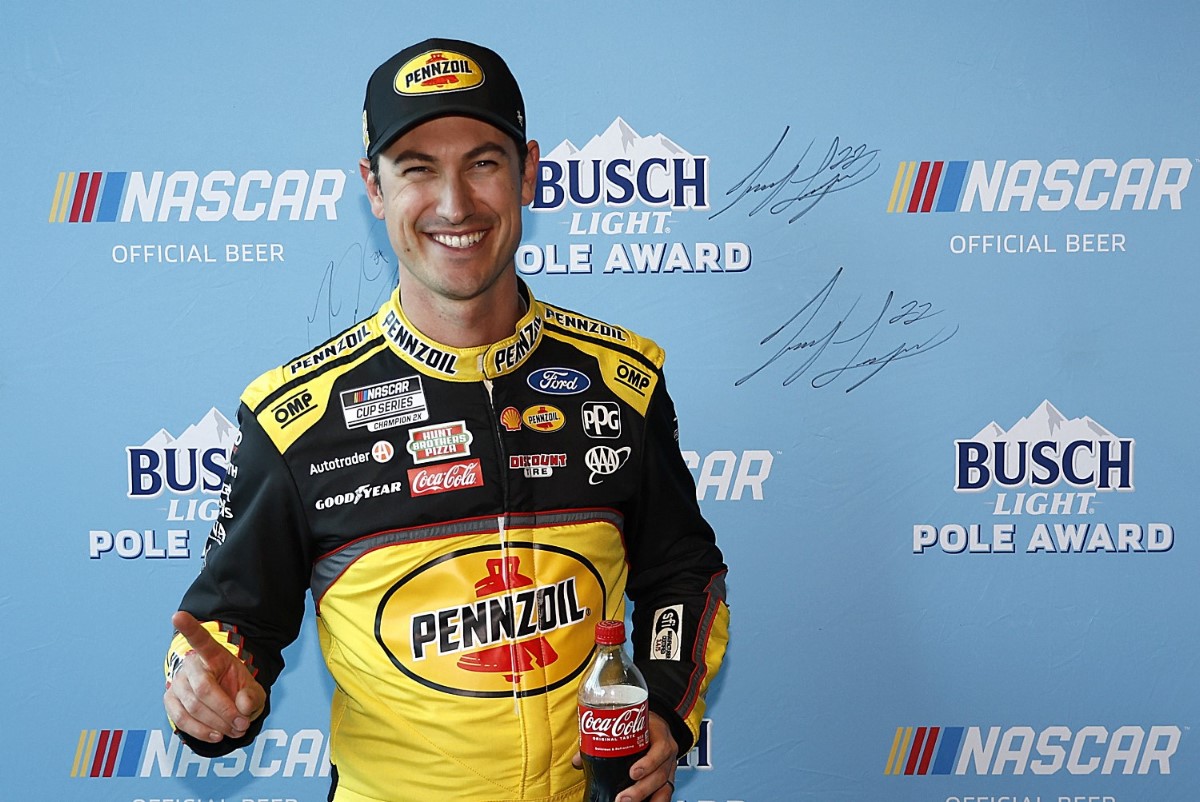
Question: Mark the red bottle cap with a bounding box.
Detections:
[595,619,626,645]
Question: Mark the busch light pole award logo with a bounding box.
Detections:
[913,400,1173,555]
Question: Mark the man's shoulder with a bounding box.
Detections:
[238,315,386,449]
[538,300,665,370]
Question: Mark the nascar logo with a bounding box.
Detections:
[71,728,331,778]
[885,725,1180,776]
[341,374,429,431]
[886,158,1191,213]
[49,169,346,223]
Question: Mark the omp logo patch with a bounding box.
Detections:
[613,359,652,396]
[271,388,317,429]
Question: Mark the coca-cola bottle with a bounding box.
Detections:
[578,619,650,801]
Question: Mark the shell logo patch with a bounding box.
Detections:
[500,406,522,432]
[395,50,484,96]
[376,543,605,697]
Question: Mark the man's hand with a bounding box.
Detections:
[572,711,679,802]
[163,611,266,744]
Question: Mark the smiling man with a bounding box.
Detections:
[365,113,534,347]
[162,38,728,802]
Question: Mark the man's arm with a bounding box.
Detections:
[162,404,314,756]
[625,374,731,756]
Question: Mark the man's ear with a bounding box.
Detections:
[520,140,540,207]
[359,158,386,220]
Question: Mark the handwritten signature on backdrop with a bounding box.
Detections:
[710,127,879,223]
[737,267,959,392]
[307,225,395,345]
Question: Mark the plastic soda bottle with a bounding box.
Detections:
[577,620,650,800]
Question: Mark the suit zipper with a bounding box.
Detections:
[482,377,525,737]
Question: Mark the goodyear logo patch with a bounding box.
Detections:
[376,543,605,697]
[396,50,484,95]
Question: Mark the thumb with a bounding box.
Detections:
[235,683,265,719]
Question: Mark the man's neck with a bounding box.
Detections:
[397,276,525,349]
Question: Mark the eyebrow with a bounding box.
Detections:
[388,141,512,168]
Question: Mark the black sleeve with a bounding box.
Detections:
[172,402,314,756]
[623,375,730,756]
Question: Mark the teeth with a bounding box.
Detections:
[431,231,484,249]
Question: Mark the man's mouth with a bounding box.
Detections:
[430,231,485,249]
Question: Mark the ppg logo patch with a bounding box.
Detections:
[581,401,621,439]
[651,605,682,661]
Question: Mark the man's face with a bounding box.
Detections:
[361,116,538,307]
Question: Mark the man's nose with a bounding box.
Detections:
[436,173,476,224]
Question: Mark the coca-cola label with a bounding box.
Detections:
[407,458,484,497]
[578,701,650,757]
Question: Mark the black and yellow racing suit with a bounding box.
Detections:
[166,282,729,802]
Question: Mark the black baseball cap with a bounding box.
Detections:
[363,37,526,160]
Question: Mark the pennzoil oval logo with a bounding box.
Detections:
[522,404,565,433]
[395,50,484,96]
[376,543,605,697]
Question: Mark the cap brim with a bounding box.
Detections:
[368,107,524,160]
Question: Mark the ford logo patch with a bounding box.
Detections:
[527,367,591,395]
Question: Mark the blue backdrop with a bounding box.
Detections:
[4,2,1198,801]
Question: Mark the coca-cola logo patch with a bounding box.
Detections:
[375,542,607,697]
[407,458,484,497]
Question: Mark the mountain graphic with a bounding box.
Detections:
[137,408,237,450]
[970,400,1118,443]
[544,117,694,163]
[543,117,697,201]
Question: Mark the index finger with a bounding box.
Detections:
[171,610,227,665]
